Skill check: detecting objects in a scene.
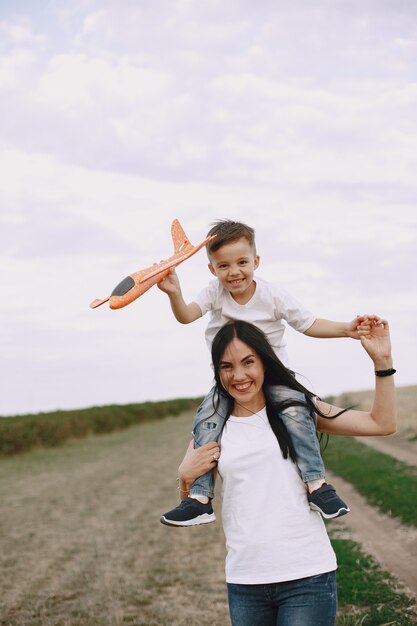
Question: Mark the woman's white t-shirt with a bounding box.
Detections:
[217,408,337,584]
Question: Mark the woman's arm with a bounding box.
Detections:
[316,318,397,437]
[177,441,220,500]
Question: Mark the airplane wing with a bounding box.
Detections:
[137,255,188,284]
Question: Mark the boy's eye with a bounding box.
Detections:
[239,260,248,265]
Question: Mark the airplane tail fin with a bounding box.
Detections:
[90,297,110,308]
[171,219,192,254]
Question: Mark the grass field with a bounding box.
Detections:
[322,436,417,527]
[1,411,416,625]
[330,529,417,625]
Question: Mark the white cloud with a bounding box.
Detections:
[0,47,39,93]
[395,37,417,49]
[0,0,416,414]
[1,3,417,188]
[36,53,173,112]
[0,17,45,47]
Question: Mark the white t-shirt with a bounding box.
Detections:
[217,408,337,584]
[194,276,315,366]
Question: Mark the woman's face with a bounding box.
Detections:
[219,337,266,414]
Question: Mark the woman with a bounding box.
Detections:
[177,317,396,626]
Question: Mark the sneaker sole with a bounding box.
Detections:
[159,513,216,527]
[309,504,350,519]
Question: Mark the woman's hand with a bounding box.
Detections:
[357,316,393,370]
[178,440,221,489]
[317,315,396,437]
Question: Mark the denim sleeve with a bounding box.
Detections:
[193,386,229,447]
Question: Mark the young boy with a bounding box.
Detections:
[158,220,360,527]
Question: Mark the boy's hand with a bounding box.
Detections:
[348,314,381,339]
[347,316,362,339]
[157,268,201,323]
[157,268,181,296]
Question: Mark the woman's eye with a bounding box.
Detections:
[244,359,254,366]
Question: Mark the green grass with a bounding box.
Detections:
[322,436,417,528]
[332,530,417,625]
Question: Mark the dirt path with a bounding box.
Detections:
[328,434,417,599]
[355,435,417,467]
[327,471,417,597]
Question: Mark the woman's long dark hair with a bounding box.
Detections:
[211,320,345,462]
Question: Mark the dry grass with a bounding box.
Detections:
[0,412,229,626]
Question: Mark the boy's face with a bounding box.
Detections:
[208,237,260,301]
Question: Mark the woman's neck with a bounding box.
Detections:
[232,395,266,417]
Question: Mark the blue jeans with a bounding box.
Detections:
[189,385,325,499]
[227,571,337,626]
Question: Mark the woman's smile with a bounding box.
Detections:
[234,381,253,392]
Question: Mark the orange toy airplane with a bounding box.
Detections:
[90,219,215,310]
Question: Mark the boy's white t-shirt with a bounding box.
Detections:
[194,276,315,366]
[217,408,337,584]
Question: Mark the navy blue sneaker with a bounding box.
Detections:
[160,497,216,527]
[308,484,350,519]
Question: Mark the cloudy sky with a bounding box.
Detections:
[1,0,416,416]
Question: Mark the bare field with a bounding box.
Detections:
[1,385,415,626]
[0,412,229,626]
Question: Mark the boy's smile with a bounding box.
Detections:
[208,237,260,304]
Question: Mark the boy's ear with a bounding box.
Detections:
[254,255,260,270]
[208,262,217,276]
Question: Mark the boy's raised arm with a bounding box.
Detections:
[304,315,373,340]
[158,269,202,324]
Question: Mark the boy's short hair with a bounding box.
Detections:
[206,220,256,257]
